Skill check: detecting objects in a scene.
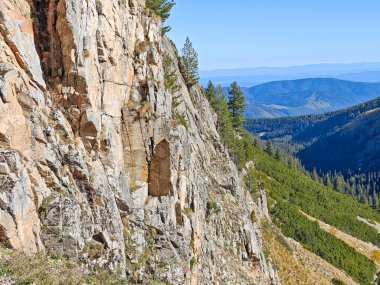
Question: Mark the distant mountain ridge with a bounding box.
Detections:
[241,78,380,118]
[200,62,380,87]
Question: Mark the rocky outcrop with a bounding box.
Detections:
[0,0,279,283]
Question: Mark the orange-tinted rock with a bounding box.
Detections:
[148,139,171,197]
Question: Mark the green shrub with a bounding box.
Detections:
[176,113,188,131]
[250,211,256,223]
[207,201,221,215]
[83,242,104,259]
[171,94,188,131]
[163,54,181,94]
[190,257,197,270]
[331,278,347,285]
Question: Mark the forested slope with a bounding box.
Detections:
[245,96,380,144]
[245,97,380,207]
[246,145,380,285]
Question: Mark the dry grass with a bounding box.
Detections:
[371,250,380,264]
[261,220,359,285]
[134,40,149,56]
[0,248,128,285]
[329,227,338,235]
[262,221,320,285]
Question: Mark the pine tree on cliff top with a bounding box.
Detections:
[227,81,245,132]
[181,37,199,87]
[146,0,175,33]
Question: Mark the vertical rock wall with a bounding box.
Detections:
[0,0,279,284]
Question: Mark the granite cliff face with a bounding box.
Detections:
[0,0,278,284]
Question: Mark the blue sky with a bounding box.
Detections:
[166,0,380,71]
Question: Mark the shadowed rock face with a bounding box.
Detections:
[0,0,279,284]
[149,139,171,197]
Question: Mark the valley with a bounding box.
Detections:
[245,96,380,207]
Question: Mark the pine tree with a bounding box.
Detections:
[227,81,245,132]
[163,53,180,93]
[369,194,374,207]
[274,148,283,161]
[208,85,249,168]
[312,167,319,182]
[287,157,293,169]
[333,174,345,193]
[211,85,235,148]
[146,0,175,34]
[265,140,274,156]
[181,37,199,87]
[205,81,216,102]
[323,173,333,188]
[373,193,380,208]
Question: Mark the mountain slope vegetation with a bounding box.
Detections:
[245,97,380,209]
[247,145,380,285]
[245,96,380,175]
[298,108,380,174]
[241,78,380,118]
[204,82,380,284]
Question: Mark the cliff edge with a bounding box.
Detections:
[0,1,278,284]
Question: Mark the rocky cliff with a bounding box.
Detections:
[0,0,278,284]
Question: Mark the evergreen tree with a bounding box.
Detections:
[312,167,319,182]
[181,37,199,87]
[227,81,245,132]
[265,140,274,156]
[323,173,333,188]
[357,184,365,202]
[206,84,248,168]
[333,174,345,193]
[374,193,380,208]
[211,85,235,148]
[231,138,246,169]
[146,0,175,34]
[274,148,283,161]
[205,81,216,102]
[286,158,290,168]
[369,194,374,207]
[163,53,180,93]
[360,192,369,204]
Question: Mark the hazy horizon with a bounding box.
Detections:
[199,61,380,73]
[198,62,380,87]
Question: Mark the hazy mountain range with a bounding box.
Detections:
[201,62,380,87]
[239,78,380,118]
